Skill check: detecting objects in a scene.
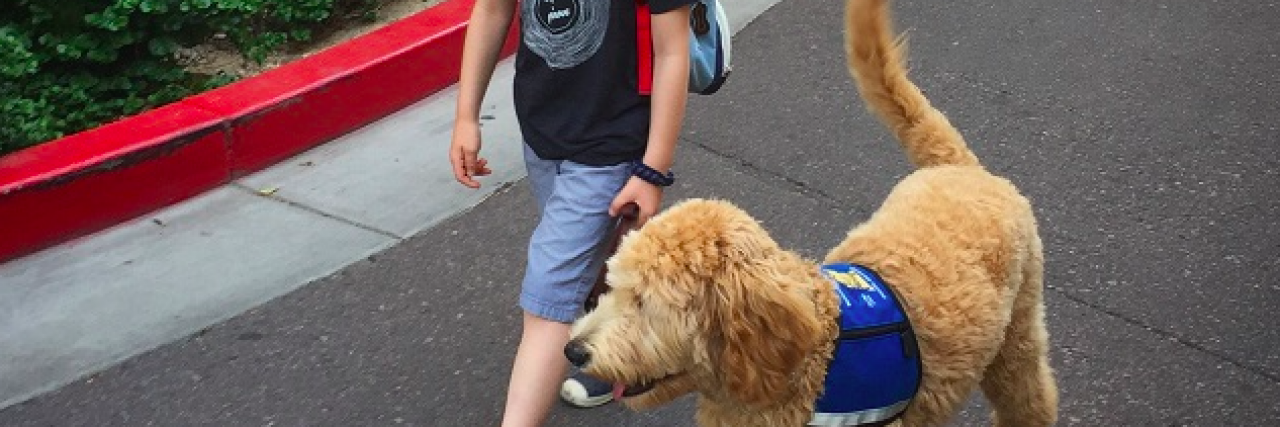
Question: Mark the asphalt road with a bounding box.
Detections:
[3,0,1277,425]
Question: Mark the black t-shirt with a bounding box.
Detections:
[514,0,696,166]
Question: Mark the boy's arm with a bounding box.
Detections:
[641,5,692,175]
[612,5,692,221]
[450,0,517,188]
[455,0,518,125]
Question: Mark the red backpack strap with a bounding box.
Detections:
[635,0,653,95]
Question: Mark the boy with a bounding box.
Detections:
[447,0,695,425]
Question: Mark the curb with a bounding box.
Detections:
[0,0,518,263]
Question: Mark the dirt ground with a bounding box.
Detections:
[178,0,447,78]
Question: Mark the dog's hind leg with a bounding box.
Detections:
[979,234,1059,427]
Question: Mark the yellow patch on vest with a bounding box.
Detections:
[826,270,873,290]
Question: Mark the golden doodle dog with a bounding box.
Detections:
[563,0,1059,425]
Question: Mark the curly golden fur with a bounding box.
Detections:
[566,0,1059,425]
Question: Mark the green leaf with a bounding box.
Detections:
[148,37,177,56]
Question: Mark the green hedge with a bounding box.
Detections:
[1,0,381,156]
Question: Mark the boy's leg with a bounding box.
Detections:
[501,149,630,426]
[501,312,572,427]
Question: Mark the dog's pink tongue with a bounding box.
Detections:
[612,383,626,400]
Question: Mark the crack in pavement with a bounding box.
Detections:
[229,183,404,241]
[1049,285,1279,385]
[685,136,849,209]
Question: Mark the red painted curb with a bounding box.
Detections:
[0,0,519,263]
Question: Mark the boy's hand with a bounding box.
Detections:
[449,121,492,188]
[611,177,664,225]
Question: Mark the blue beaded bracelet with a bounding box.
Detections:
[630,161,675,187]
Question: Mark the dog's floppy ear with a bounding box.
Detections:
[709,265,824,407]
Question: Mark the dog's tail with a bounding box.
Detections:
[845,0,980,168]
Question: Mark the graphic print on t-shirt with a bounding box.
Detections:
[522,0,608,69]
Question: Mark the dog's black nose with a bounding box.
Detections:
[564,340,592,367]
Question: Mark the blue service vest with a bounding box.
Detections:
[809,263,922,426]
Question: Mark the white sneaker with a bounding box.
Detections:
[559,371,614,408]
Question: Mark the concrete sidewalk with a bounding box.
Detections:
[0,0,784,412]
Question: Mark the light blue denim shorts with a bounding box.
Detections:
[520,143,632,323]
